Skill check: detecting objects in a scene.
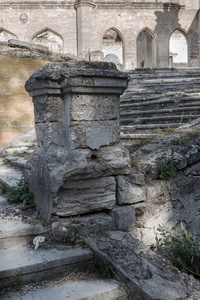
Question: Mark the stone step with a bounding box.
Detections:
[86,231,200,300]
[0,246,93,289]
[120,133,157,146]
[0,195,49,249]
[0,158,23,189]
[0,128,36,158]
[0,216,49,250]
[120,107,200,118]
[120,98,175,110]
[1,279,127,300]
[121,93,200,104]
[120,123,179,134]
[121,114,198,125]
[123,86,200,96]
[4,156,27,172]
[129,76,200,85]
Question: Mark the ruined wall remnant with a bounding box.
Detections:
[0,55,49,148]
[25,60,133,232]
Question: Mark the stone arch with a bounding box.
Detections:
[32,28,63,52]
[169,28,188,67]
[102,28,124,70]
[0,28,17,42]
[137,28,157,68]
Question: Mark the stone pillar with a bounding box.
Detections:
[25,60,131,223]
[75,0,95,59]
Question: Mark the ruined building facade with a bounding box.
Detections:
[0,0,199,70]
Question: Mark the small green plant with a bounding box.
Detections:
[157,224,200,279]
[158,156,176,180]
[170,138,181,145]
[135,222,145,228]
[2,176,34,205]
[165,126,175,134]
[64,223,86,247]
[99,263,115,279]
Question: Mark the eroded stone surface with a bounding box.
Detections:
[87,231,200,300]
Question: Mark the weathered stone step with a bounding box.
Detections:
[120,123,179,134]
[120,107,200,117]
[4,156,27,172]
[0,216,49,250]
[0,158,23,189]
[121,94,166,103]
[121,91,200,102]
[86,232,200,300]
[129,77,200,85]
[121,114,198,125]
[120,133,157,146]
[0,246,93,289]
[1,279,127,300]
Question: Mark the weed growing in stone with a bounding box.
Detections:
[158,156,176,180]
[157,224,200,279]
[2,176,34,205]
[64,223,86,247]
[99,263,115,279]
[165,126,175,134]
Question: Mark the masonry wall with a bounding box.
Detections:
[0,55,48,148]
[0,0,199,70]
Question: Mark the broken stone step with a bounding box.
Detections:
[0,217,49,250]
[4,156,27,172]
[0,159,23,189]
[120,107,200,118]
[0,246,93,289]
[1,279,127,300]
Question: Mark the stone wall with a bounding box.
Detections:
[0,54,48,147]
[0,0,199,69]
[126,123,200,247]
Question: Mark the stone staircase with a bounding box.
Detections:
[120,68,200,145]
[0,156,127,299]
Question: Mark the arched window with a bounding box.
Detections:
[137,29,156,68]
[102,29,123,70]
[169,29,188,67]
[32,28,63,52]
[0,29,17,41]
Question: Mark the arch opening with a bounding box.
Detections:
[102,29,123,70]
[137,29,156,68]
[32,29,63,52]
[169,29,188,67]
[0,29,17,42]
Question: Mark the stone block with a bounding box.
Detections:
[34,96,64,123]
[54,176,116,217]
[71,94,119,121]
[129,172,145,185]
[110,206,135,231]
[35,122,65,147]
[116,175,146,205]
[146,181,170,204]
[51,212,114,240]
[70,120,120,149]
